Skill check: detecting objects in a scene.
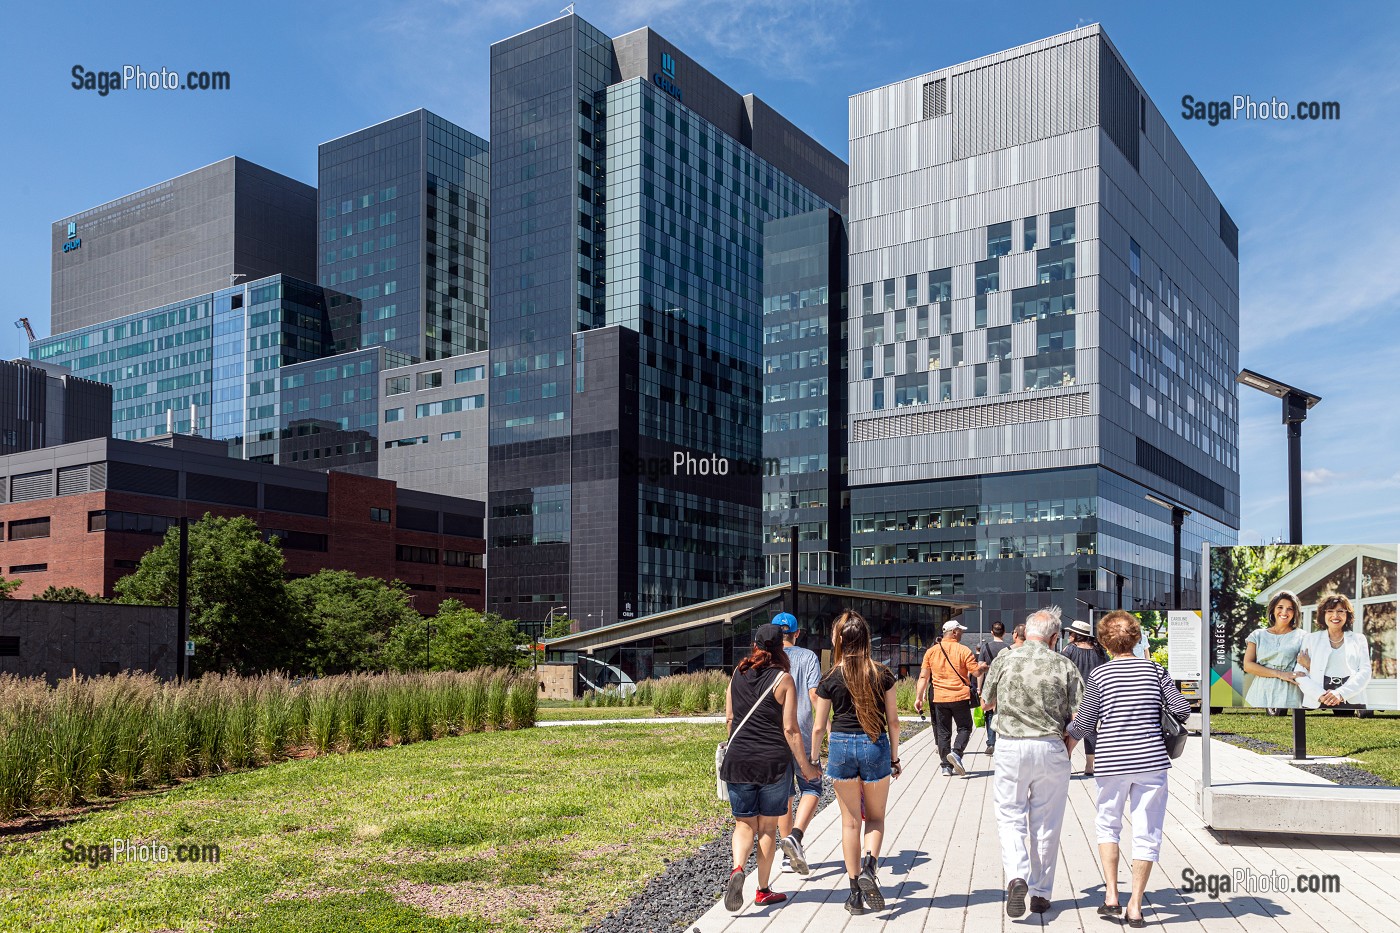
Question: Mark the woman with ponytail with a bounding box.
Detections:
[811,610,901,915]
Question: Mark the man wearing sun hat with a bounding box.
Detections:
[772,611,822,875]
[915,618,985,777]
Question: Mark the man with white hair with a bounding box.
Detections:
[981,606,1085,918]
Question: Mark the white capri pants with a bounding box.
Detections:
[1094,769,1170,862]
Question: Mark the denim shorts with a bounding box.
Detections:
[792,757,823,798]
[826,731,892,782]
[728,766,793,818]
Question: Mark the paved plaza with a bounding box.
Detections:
[689,725,1400,931]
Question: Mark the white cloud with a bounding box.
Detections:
[1301,468,1340,487]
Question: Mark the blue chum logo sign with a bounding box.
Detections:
[63,222,82,253]
[654,51,682,102]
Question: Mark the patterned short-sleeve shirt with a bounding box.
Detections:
[982,639,1084,738]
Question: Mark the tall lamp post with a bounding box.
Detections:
[540,605,568,673]
[1144,494,1192,611]
[1236,367,1322,760]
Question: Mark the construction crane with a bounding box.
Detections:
[14,318,36,342]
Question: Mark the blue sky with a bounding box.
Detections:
[1,0,1396,545]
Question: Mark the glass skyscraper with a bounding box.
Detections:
[30,275,347,463]
[846,27,1240,625]
[318,110,490,363]
[487,14,847,634]
[761,208,849,588]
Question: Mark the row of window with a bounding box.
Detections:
[384,394,485,422]
[853,532,1095,565]
[853,497,1096,534]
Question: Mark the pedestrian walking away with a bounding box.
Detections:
[811,610,901,916]
[772,611,822,875]
[915,619,984,776]
[981,606,1085,918]
[719,623,822,912]
[977,621,1011,756]
[1060,618,1108,775]
[1067,610,1191,928]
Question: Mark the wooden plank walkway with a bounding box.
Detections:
[690,726,1400,931]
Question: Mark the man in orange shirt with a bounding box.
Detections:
[915,619,985,776]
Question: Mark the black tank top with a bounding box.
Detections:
[722,667,791,785]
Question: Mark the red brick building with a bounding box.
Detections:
[0,435,484,612]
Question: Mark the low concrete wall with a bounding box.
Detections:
[538,663,576,701]
[0,600,178,682]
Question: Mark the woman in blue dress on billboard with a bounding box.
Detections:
[1242,590,1304,709]
[1295,594,1372,711]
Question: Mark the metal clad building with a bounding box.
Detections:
[846,26,1239,623]
[51,158,317,337]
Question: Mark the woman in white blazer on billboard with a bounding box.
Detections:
[1294,594,1371,710]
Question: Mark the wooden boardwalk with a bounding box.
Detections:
[691,725,1400,931]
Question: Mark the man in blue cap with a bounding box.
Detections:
[773,611,822,874]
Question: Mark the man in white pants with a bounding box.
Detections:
[981,607,1085,918]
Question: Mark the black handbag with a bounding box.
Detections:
[1161,696,1188,759]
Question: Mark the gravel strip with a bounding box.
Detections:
[1212,732,1394,787]
[582,721,929,933]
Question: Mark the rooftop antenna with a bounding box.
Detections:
[229,273,246,287]
[561,2,575,14]
[14,317,37,342]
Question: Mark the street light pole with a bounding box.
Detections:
[1236,367,1322,761]
[1145,494,1191,611]
[541,604,568,673]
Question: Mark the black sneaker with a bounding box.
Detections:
[845,888,866,915]
[858,854,885,910]
[1006,878,1028,918]
[724,866,746,911]
[778,834,810,875]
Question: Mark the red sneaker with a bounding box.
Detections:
[754,889,788,906]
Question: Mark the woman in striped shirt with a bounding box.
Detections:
[1067,610,1190,929]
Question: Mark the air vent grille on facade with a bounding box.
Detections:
[10,470,52,502]
[922,78,948,119]
[57,464,92,497]
[853,391,1090,441]
[89,462,108,490]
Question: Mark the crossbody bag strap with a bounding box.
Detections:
[723,670,782,761]
[938,641,970,687]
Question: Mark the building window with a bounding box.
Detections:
[370,508,391,523]
[8,564,47,574]
[0,636,18,657]
[974,363,988,398]
[396,545,439,564]
[1036,244,1076,283]
[417,370,443,390]
[975,259,999,294]
[986,325,1012,362]
[445,550,484,568]
[8,517,51,541]
[928,268,952,303]
[454,365,485,383]
[385,376,412,396]
[384,408,404,423]
[975,295,988,329]
[441,431,462,442]
[987,222,1012,258]
[1024,216,1038,251]
[882,279,895,311]
[1049,208,1076,246]
[88,511,177,535]
[904,275,918,307]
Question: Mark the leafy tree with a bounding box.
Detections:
[386,600,529,672]
[33,585,103,602]
[286,570,419,674]
[0,575,20,599]
[542,616,576,640]
[114,513,304,674]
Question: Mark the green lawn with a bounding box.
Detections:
[0,722,728,932]
[1212,710,1400,785]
